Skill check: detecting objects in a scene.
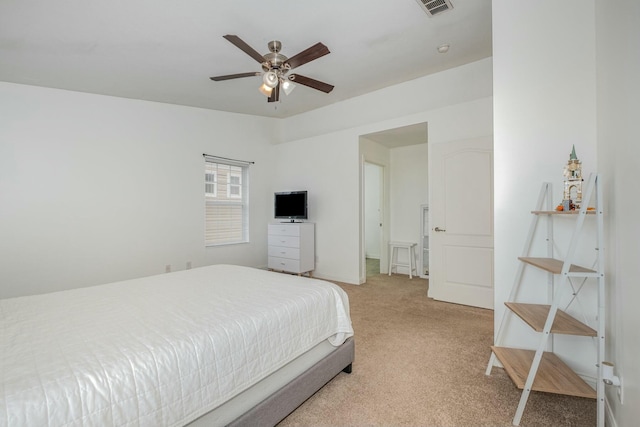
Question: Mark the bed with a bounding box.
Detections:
[1,264,354,427]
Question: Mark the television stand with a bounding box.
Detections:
[267,223,315,276]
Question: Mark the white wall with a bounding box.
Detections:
[275,59,493,285]
[1,59,492,296]
[270,131,361,284]
[279,58,493,143]
[0,59,493,296]
[492,2,640,425]
[0,82,277,298]
[595,0,640,424]
[493,0,598,372]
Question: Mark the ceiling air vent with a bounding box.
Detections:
[415,0,454,17]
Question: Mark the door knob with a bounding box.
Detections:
[434,227,446,232]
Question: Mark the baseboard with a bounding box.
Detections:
[312,271,360,285]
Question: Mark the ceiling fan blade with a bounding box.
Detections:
[210,72,260,81]
[285,42,330,70]
[268,84,280,103]
[223,35,265,64]
[289,74,334,93]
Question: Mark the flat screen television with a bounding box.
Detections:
[274,191,308,221]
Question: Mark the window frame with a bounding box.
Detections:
[204,156,250,246]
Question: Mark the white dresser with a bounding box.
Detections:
[267,222,315,276]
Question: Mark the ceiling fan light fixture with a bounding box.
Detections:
[263,71,279,88]
[258,83,273,97]
[281,79,295,96]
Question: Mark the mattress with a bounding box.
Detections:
[0,264,354,427]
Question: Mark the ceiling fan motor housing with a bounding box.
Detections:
[268,40,281,53]
[262,41,288,71]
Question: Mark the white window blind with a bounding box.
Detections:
[204,155,250,246]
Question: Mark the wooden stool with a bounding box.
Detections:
[388,241,418,279]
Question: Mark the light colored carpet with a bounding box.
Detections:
[278,272,596,426]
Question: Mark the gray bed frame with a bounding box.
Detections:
[228,337,354,427]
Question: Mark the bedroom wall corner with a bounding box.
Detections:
[270,132,361,284]
[0,82,279,298]
[271,96,492,286]
[493,0,599,374]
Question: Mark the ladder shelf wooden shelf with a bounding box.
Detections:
[486,173,605,427]
[518,257,597,275]
[491,346,597,399]
[504,302,597,336]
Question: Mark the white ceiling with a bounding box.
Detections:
[0,0,492,119]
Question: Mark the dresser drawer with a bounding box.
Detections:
[267,222,314,275]
[268,257,301,272]
[268,246,300,260]
[268,235,300,248]
[268,224,300,237]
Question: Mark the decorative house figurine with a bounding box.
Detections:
[562,145,583,209]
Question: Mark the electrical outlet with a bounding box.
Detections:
[165,264,171,273]
[186,261,192,270]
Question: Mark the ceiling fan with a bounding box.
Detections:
[210,35,334,103]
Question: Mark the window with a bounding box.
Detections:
[227,171,242,198]
[204,156,250,246]
[205,170,217,197]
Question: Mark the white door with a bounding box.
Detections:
[429,136,493,309]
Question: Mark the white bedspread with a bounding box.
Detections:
[0,264,353,427]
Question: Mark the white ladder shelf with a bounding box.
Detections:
[486,173,605,426]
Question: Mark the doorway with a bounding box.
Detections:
[359,125,494,309]
[359,122,429,284]
[364,162,383,276]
